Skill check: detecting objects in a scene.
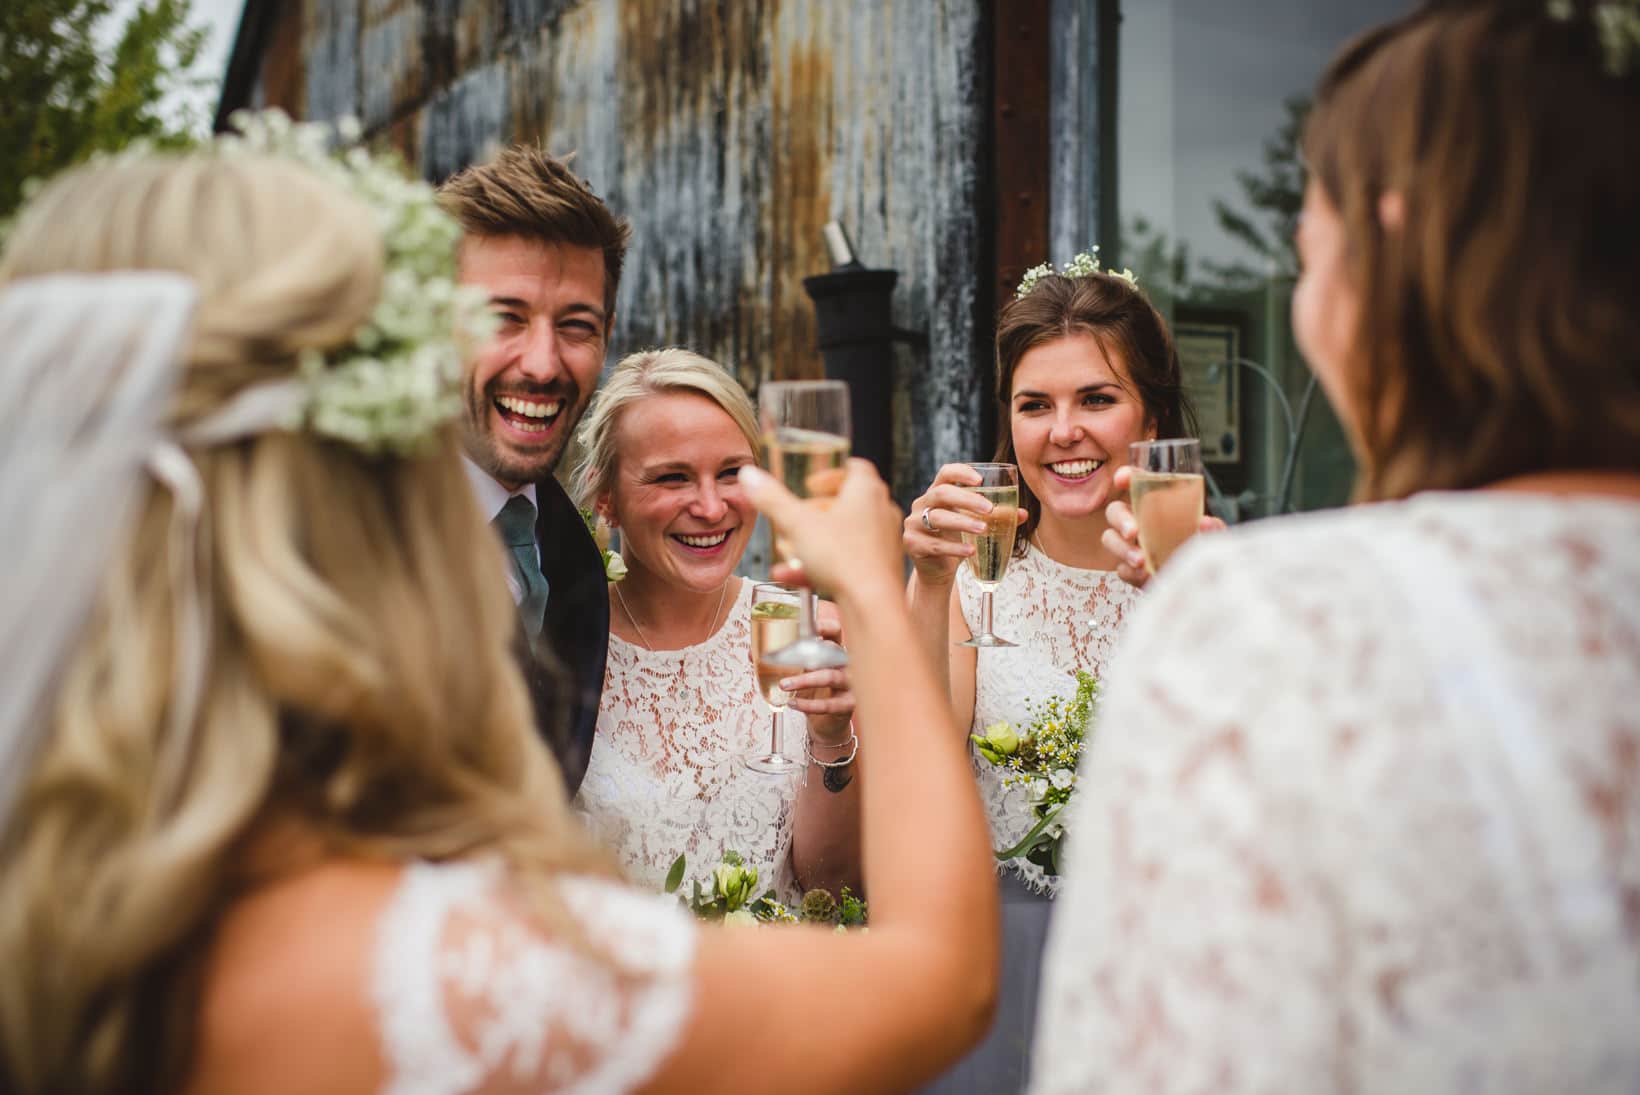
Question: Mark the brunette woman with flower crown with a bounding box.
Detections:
[1031,2,1640,1091]
[904,266,1203,1093]
[0,130,996,1093]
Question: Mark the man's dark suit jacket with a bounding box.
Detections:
[521,474,609,796]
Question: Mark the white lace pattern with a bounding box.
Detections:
[957,543,1144,894]
[1031,493,1640,1094]
[373,860,696,1095]
[575,581,803,899]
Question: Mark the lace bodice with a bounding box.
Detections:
[373,860,696,1094]
[575,581,802,900]
[957,544,1144,894]
[1030,493,1640,1094]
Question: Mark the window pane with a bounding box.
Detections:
[1114,0,1411,519]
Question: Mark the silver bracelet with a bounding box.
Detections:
[807,729,859,768]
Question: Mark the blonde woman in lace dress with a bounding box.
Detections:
[0,152,998,1093]
[573,348,862,900]
[1031,4,1640,1092]
[904,273,1203,1092]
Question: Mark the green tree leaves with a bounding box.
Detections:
[0,0,208,219]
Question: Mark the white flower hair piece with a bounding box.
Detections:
[1014,246,1140,302]
[218,109,494,456]
[1548,0,1640,77]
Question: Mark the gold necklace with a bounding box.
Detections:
[615,578,730,652]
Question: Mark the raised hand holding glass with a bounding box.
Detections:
[759,379,851,670]
[957,462,1020,648]
[1128,439,1205,575]
[745,582,805,773]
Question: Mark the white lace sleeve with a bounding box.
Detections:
[576,582,802,899]
[372,860,696,1095]
[1030,498,1640,1095]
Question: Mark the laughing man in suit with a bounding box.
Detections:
[438,148,631,794]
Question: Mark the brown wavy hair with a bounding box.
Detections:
[994,271,1195,553]
[438,145,632,317]
[1305,0,1640,501]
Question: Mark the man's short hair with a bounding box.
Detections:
[438,147,631,316]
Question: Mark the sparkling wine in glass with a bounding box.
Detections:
[1128,439,1205,575]
[759,379,850,670]
[957,462,1020,649]
[745,583,805,773]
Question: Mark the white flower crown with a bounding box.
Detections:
[1014,246,1139,302]
[213,109,493,456]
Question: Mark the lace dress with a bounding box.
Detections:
[925,546,1143,1095]
[956,543,1144,895]
[1031,492,1640,1094]
[374,859,696,1094]
[575,582,803,900]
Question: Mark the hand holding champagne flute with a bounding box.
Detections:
[759,379,851,669]
[1106,439,1223,588]
[955,462,1021,648]
[746,583,804,773]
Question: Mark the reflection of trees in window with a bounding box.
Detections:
[1202,96,1307,291]
[1116,97,1352,519]
[1118,96,1309,303]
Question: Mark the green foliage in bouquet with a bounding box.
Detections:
[665,850,866,930]
[971,670,1099,876]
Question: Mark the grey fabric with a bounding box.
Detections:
[492,494,549,638]
[919,873,1049,1094]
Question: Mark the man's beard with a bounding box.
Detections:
[463,379,585,488]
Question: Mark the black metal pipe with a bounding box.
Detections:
[803,266,922,482]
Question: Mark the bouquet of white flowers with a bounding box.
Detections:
[664,850,866,930]
[970,670,1099,876]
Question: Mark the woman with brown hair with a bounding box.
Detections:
[0,134,997,1092]
[1032,2,1640,1091]
[903,267,1200,1092]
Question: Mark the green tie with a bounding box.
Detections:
[492,494,549,638]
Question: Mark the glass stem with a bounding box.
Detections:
[799,589,820,641]
[979,587,995,638]
[770,709,783,756]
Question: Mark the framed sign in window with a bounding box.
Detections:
[1174,311,1243,464]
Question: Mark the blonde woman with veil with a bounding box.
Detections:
[0,140,996,1092]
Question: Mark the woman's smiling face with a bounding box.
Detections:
[1009,332,1155,521]
[599,391,758,594]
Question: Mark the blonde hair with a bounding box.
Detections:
[1306,1,1640,500]
[438,146,631,316]
[574,347,760,506]
[0,155,609,1093]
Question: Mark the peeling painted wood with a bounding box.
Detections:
[360,0,423,130]
[242,0,990,503]
[303,0,360,123]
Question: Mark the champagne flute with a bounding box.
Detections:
[1128,439,1205,575]
[956,462,1020,648]
[758,379,850,670]
[745,582,805,773]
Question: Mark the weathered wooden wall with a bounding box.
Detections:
[241,0,992,502]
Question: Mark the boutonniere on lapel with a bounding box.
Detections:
[579,508,628,583]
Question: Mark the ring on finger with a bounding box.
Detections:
[921,507,937,533]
